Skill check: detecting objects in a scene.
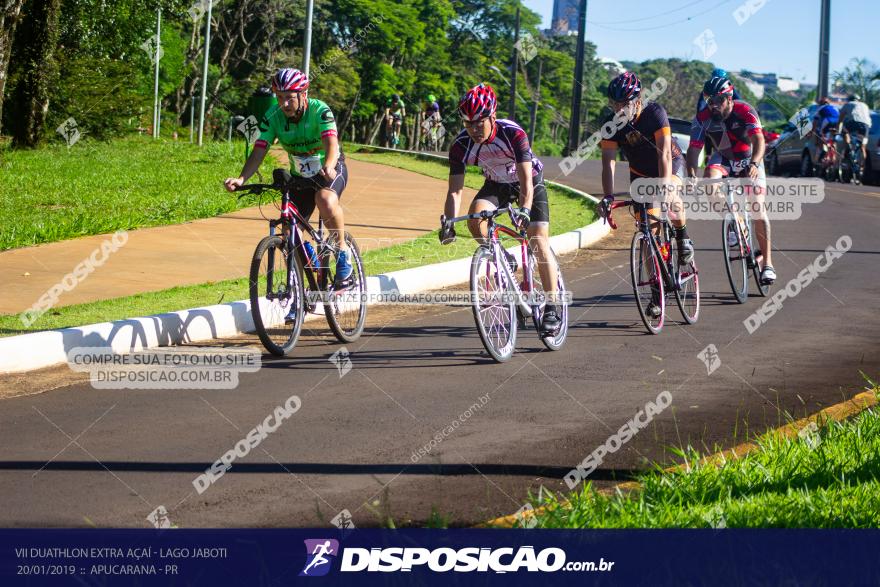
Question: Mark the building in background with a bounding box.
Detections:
[550,0,579,35]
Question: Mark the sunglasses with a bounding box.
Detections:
[708,94,730,106]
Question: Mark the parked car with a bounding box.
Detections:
[668,117,704,168]
[765,104,819,177]
[862,112,880,185]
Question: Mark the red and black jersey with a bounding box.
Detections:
[600,102,683,179]
[448,119,543,184]
[689,100,762,161]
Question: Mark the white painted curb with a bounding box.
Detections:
[0,157,608,374]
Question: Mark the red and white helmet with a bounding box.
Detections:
[271,68,309,92]
[458,83,497,121]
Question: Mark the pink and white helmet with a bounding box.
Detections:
[271,68,309,92]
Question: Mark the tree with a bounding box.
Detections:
[832,58,880,109]
[0,0,25,134]
[7,0,61,147]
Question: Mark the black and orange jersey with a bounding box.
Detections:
[600,102,683,180]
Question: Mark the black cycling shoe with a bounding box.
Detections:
[646,302,662,319]
[541,305,562,336]
[677,238,695,265]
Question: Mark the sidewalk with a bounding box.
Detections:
[0,159,473,315]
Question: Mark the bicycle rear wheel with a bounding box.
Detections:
[671,238,700,324]
[249,235,305,356]
[322,232,368,343]
[722,213,748,303]
[749,217,770,297]
[471,246,517,362]
[630,232,664,334]
[528,246,568,350]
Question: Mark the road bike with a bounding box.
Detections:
[814,132,841,181]
[603,194,699,334]
[716,176,770,303]
[386,116,402,149]
[441,206,568,362]
[421,118,444,152]
[838,130,865,185]
[233,169,367,356]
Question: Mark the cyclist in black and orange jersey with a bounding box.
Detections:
[598,72,695,318]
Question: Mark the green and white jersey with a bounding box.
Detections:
[255,98,339,177]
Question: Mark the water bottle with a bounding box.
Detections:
[303,241,319,268]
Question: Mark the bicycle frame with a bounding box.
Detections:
[610,200,680,293]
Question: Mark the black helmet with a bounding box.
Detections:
[848,94,860,102]
[703,76,734,99]
[607,72,641,102]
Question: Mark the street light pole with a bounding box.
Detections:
[303,0,314,77]
[197,0,213,146]
[529,58,542,142]
[566,0,588,155]
[817,0,831,99]
[509,4,520,120]
[152,8,161,138]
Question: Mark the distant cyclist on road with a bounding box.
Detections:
[384,94,406,147]
[838,94,873,171]
[440,83,561,335]
[686,76,775,285]
[224,68,353,291]
[421,95,443,150]
[597,72,695,320]
[811,96,839,167]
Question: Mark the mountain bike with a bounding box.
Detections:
[421,118,444,152]
[603,194,699,335]
[441,206,568,362]
[233,169,367,356]
[386,116,402,149]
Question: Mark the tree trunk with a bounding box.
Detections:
[9,0,60,147]
[0,0,24,134]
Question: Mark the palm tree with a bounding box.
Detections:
[832,58,880,108]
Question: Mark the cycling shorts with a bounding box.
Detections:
[287,157,348,220]
[844,120,869,145]
[473,171,549,224]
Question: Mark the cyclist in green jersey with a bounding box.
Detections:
[384,94,406,147]
[225,68,352,285]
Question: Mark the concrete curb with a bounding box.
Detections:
[0,152,608,374]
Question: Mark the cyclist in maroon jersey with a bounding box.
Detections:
[440,83,561,334]
[686,76,775,285]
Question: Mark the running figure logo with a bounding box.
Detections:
[299,539,339,577]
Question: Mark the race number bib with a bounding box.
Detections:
[293,155,322,178]
[730,158,751,173]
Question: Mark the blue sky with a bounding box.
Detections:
[521,0,879,84]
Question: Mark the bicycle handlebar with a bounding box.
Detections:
[441,205,521,231]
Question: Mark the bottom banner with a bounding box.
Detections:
[1,529,876,585]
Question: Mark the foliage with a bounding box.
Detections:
[832,58,880,109]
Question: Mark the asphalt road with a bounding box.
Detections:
[1,159,878,528]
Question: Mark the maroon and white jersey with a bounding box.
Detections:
[448,119,543,184]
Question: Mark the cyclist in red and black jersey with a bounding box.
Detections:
[598,73,695,318]
[441,83,561,334]
[686,76,775,284]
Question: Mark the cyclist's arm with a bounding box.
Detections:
[686,115,705,177]
[322,134,340,171]
[515,161,534,210]
[749,132,765,167]
[601,145,617,196]
[225,144,268,191]
[655,130,673,180]
[445,173,465,219]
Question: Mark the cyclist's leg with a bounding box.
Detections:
[313,158,349,253]
[468,181,501,245]
[745,165,772,273]
[525,176,556,296]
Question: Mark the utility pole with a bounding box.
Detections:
[529,58,542,142]
[817,0,831,99]
[509,4,520,120]
[189,93,195,143]
[152,8,161,138]
[197,0,213,146]
[566,0,588,155]
[303,0,314,77]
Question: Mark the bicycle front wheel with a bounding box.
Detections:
[528,246,568,350]
[471,246,517,362]
[722,214,748,303]
[323,232,368,343]
[672,238,700,324]
[749,217,770,297]
[630,232,664,334]
[249,235,305,356]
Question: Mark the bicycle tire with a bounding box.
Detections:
[470,246,517,362]
[527,246,568,350]
[749,217,770,297]
[323,232,368,343]
[630,232,664,334]
[249,235,305,356]
[722,214,748,303]
[671,238,700,324]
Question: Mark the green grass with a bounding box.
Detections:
[525,387,880,528]
[0,136,271,251]
[0,146,596,336]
